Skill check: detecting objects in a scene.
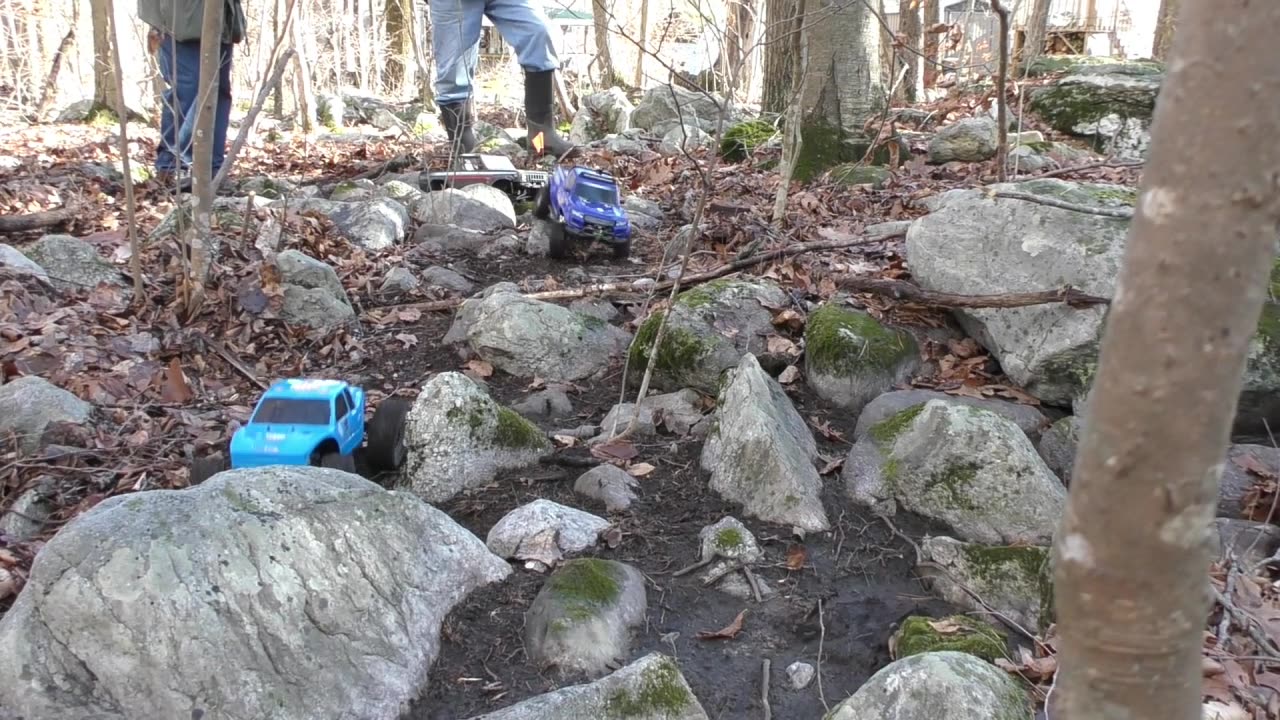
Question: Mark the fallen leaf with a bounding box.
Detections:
[627,462,656,477]
[819,456,844,475]
[397,308,423,323]
[771,308,806,332]
[696,609,747,640]
[766,335,799,355]
[600,526,624,549]
[553,434,578,447]
[160,358,192,403]
[591,439,639,461]
[927,618,964,634]
[778,365,801,384]
[394,333,418,348]
[464,359,494,378]
[785,543,808,570]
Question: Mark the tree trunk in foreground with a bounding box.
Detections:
[761,0,798,113]
[89,0,124,113]
[1020,0,1051,72]
[898,0,922,102]
[1052,2,1280,719]
[1152,0,1181,61]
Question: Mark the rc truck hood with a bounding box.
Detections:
[231,424,332,467]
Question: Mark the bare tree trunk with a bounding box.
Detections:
[898,0,922,102]
[772,0,807,224]
[761,0,797,113]
[272,0,284,117]
[103,0,143,301]
[292,5,318,132]
[1020,0,1050,72]
[181,0,226,317]
[591,0,621,87]
[633,0,649,87]
[384,0,414,96]
[1152,0,1181,61]
[714,0,758,101]
[922,0,939,89]
[89,0,123,113]
[793,0,883,181]
[991,0,1008,182]
[35,27,75,120]
[1053,3,1280,719]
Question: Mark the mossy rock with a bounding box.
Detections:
[720,119,777,162]
[804,303,920,412]
[893,615,1007,662]
[605,654,696,717]
[919,536,1055,633]
[829,164,891,189]
[1028,73,1159,139]
[793,119,905,182]
[526,558,648,677]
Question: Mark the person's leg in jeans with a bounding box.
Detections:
[429,0,485,154]
[155,35,198,176]
[173,42,235,178]
[482,0,572,156]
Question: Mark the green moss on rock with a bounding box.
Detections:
[869,403,926,445]
[715,527,744,550]
[494,407,549,449]
[924,462,981,511]
[720,119,777,162]
[606,656,693,718]
[628,312,710,379]
[830,164,892,189]
[805,303,917,377]
[549,558,624,622]
[894,615,1007,662]
[961,543,1055,629]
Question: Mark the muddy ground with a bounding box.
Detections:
[329,242,963,719]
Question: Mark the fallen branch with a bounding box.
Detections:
[990,189,1135,219]
[743,565,764,603]
[1012,159,1144,182]
[840,276,1110,308]
[0,206,76,234]
[761,658,773,720]
[672,556,716,578]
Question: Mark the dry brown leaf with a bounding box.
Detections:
[396,308,422,323]
[591,439,639,462]
[394,333,418,348]
[464,359,494,378]
[696,609,747,640]
[766,335,798,355]
[819,456,844,475]
[778,365,801,384]
[553,434,578,447]
[785,543,808,570]
[926,618,964,634]
[160,357,192,404]
[627,462,656,477]
[771,308,806,332]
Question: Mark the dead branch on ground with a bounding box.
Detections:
[990,190,1135,219]
[0,207,77,234]
[839,277,1110,309]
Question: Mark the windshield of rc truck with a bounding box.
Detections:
[250,398,331,425]
[574,182,617,206]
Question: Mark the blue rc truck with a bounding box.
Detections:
[533,165,632,260]
[189,378,411,484]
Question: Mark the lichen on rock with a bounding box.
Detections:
[919,536,1054,632]
[892,615,1007,662]
[525,558,648,677]
[804,302,920,413]
[824,651,1033,720]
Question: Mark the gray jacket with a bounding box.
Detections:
[138,0,247,44]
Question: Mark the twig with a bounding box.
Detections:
[743,566,764,603]
[104,0,145,302]
[1010,160,1143,183]
[990,189,1135,219]
[673,556,716,578]
[1212,583,1280,659]
[761,658,772,720]
[702,562,738,587]
[990,0,1010,183]
[840,276,1110,308]
[817,597,828,711]
[196,332,269,389]
[1217,564,1239,645]
[211,47,296,195]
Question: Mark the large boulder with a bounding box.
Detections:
[486,499,610,569]
[918,536,1053,633]
[927,117,999,163]
[1036,415,1080,484]
[1219,444,1280,519]
[0,243,49,281]
[276,249,347,301]
[1029,65,1162,159]
[905,179,1132,404]
[290,197,409,250]
[22,234,131,296]
[659,124,714,156]
[444,283,631,382]
[825,651,1034,720]
[631,85,727,135]
[274,249,354,330]
[0,375,92,454]
[465,653,708,720]
[524,558,647,677]
[628,279,790,393]
[701,354,829,532]
[401,372,551,503]
[574,464,640,512]
[0,466,511,720]
[804,303,920,414]
[857,389,1049,442]
[844,399,1066,545]
[569,87,634,143]
[410,187,516,233]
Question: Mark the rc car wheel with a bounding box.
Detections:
[319,450,357,473]
[533,185,551,220]
[611,239,631,260]
[189,452,230,485]
[548,222,571,260]
[366,396,412,471]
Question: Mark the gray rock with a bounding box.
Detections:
[465,653,708,720]
[1030,70,1160,159]
[632,85,727,133]
[0,243,49,280]
[411,188,515,233]
[380,267,420,294]
[414,222,493,251]
[786,661,815,690]
[605,135,647,156]
[486,499,609,569]
[22,235,130,295]
[329,178,376,201]
[596,388,706,439]
[928,117,999,163]
[905,179,1131,404]
[698,516,762,564]
[569,299,620,323]
[370,107,402,131]
[918,536,1052,633]
[826,651,1033,720]
[281,285,356,329]
[288,197,409,250]
[239,176,298,198]
[525,558,647,677]
[1220,444,1280,519]
[511,388,574,420]
[0,155,19,172]
[377,179,427,205]
[0,466,510,720]
[1007,145,1056,173]
[401,372,551,503]
[276,249,347,302]
[629,278,790,393]
[660,124,714,155]
[701,354,829,532]
[445,283,631,382]
[573,465,639,512]
[1036,415,1080,484]
[1211,518,1280,569]
[526,220,554,256]
[804,303,920,414]
[569,88,635,143]
[857,389,1050,442]
[0,479,54,541]
[0,376,92,454]
[844,399,1066,544]
[422,265,476,294]
[56,99,93,122]
[623,196,664,231]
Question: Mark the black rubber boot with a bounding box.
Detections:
[524,69,575,159]
[438,99,477,154]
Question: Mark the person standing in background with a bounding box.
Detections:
[139,0,247,190]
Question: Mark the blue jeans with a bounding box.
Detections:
[156,35,233,175]
[429,0,560,105]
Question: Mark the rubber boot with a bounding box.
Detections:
[438,99,477,155]
[524,69,575,159]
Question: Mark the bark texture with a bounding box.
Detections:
[384,0,415,94]
[1021,0,1051,71]
[592,0,621,87]
[899,0,922,102]
[89,0,123,112]
[922,0,939,88]
[715,0,759,100]
[1152,0,1181,61]
[1052,2,1280,719]
[762,0,798,113]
